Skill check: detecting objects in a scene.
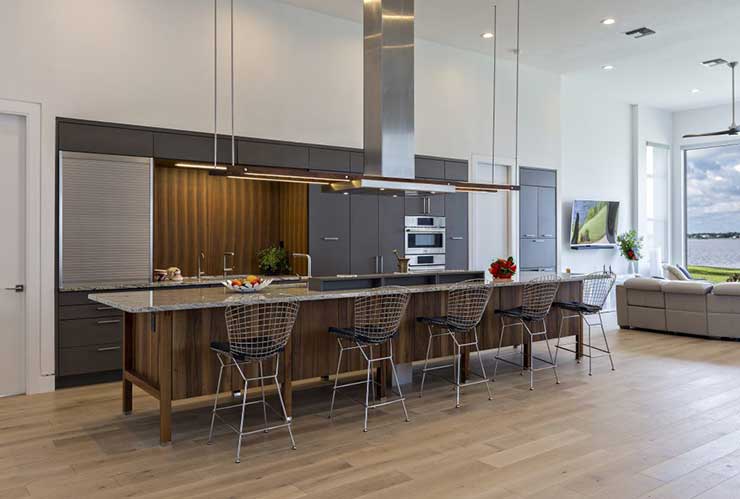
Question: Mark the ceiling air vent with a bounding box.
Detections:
[625,27,656,39]
[702,58,729,68]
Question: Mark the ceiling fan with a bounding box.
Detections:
[684,61,738,138]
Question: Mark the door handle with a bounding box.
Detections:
[97,346,121,352]
[3,284,24,292]
[322,236,340,242]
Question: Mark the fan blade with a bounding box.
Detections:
[683,129,733,138]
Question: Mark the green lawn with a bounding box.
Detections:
[687,265,740,283]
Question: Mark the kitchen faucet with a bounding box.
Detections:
[292,253,312,279]
[197,251,206,281]
[223,251,235,277]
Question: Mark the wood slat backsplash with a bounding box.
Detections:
[153,166,307,277]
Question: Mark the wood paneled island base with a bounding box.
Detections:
[97,276,584,444]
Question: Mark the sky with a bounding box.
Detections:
[686,144,740,234]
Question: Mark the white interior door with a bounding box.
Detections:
[470,159,512,274]
[0,113,26,397]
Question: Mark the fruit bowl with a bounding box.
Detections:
[222,276,273,293]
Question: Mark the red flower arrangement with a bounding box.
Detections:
[489,256,517,279]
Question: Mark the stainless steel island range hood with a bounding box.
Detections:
[324,0,455,195]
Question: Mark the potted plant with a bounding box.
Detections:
[489,256,517,280]
[257,243,291,276]
[617,230,643,274]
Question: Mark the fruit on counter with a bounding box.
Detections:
[246,275,262,286]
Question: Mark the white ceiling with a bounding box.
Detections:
[275,0,740,111]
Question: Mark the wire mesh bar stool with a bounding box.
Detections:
[328,287,411,432]
[493,274,561,390]
[207,299,300,463]
[417,279,494,408]
[555,271,617,375]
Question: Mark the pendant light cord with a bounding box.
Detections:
[214,0,218,169]
[491,4,497,184]
[515,0,520,171]
[231,0,235,166]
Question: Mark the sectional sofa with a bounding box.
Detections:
[616,278,740,339]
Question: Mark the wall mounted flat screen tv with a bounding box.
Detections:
[569,200,620,249]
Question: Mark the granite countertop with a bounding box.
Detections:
[60,274,307,292]
[88,272,586,314]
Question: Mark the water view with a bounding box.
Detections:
[687,238,740,282]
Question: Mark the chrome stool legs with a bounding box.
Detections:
[419,324,493,407]
[208,353,296,463]
[493,317,559,390]
[329,338,409,432]
[556,311,615,376]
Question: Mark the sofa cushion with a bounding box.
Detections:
[624,277,663,291]
[712,283,740,296]
[708,313,740,338]
[663,264,689,281]
[627,306,666,331]
[661,281,713,295]
[707,294,740,314]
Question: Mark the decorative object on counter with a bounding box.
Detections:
[393,249,410,273]
[617,230,643,274]
[489,257,517,280]
[565,267,572,275]
[154,267,183,281]
[222,276,272,293]
[258,243,291,276]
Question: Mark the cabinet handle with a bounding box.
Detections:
[97,319,121,325]
[380,256,384,271]
[523,234,537,238]
[541,234,554,238]
[97,346,121,352]
[96,306,114,311]
[322,236,340,242]
[450,236,464,241]
[532,239,545,243]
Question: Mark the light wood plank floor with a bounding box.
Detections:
[3,327,740,498]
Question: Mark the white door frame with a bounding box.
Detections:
[0,98,53,394]
[468,154,518,270]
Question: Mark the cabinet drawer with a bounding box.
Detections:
[58,344,122,376]
[520,238,556,270]
[59,291,98,306]
[59,317,123,348]
[59,304,123,320]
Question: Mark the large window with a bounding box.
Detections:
[685,143,740,282]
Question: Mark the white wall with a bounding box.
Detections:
[560,77,634,274]
[0,0,562,387]
[671,103,740,264]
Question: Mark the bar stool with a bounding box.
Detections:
[555,271,617,375]
[417,279,493,408]
[494,275,561,390]
[207,299,300,463]
[328,287,411,432]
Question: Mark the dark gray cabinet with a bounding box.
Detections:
[237,139,309,169]
[58,122,153,157]
[350,193,380,274]
[350,152,365,174]
[415,157,445,179]
[444,160,469,181]
[153,132,232,163]
[309,185,350,276]
[445,193,469,270]
[519,167,557,271]
[309,147,351,172]
[405,195,444,216]
[350,193,405,274]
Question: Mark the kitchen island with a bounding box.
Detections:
[89,272,585,444]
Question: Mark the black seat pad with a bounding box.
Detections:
[210,340,284,361]
[497,307,539,322]
[416,316,473,333]
[328,326,396,345]
[556,301,601,314]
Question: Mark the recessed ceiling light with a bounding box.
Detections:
[481,32,494,39]
[602,65,615,71]
[601,18,616,25]
[691,88,701,94]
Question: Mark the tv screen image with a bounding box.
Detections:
[570,200,620,248]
